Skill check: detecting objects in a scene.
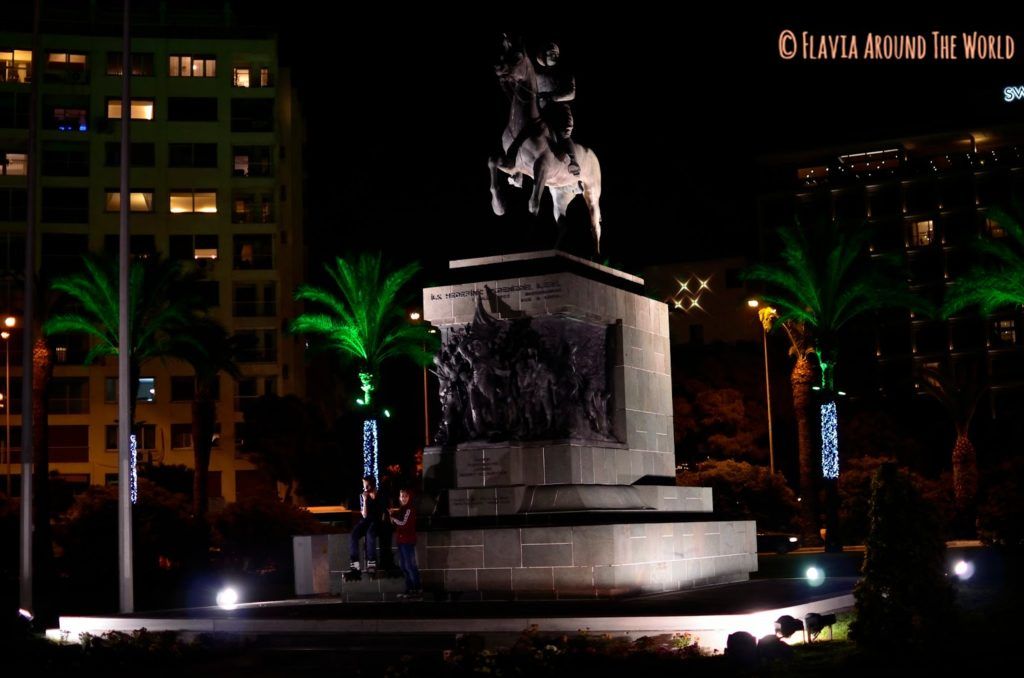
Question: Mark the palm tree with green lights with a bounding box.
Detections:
[43,254,211,481]
[942,205,1024,511]
[744,219,928,549]
[290,253,436,482]
[944,206,1024,315]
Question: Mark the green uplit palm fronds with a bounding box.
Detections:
[43,253,211,367]
[291,253,437,382]
[943,206,1024,316]
[744,220,929,388]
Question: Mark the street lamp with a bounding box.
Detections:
[748,301,777,475]
[2,320,12,494]
[409,310,429,447]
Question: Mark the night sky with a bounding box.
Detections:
[276,8,1024,280]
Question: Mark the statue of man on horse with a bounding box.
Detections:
[489,35,604,254]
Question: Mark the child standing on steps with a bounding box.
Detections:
[390,487,421,598]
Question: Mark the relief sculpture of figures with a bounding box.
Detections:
[489,34,604,254]
[434,297,614,446]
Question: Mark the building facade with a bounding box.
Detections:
[757,128,1024,418]
[0,25,305,504]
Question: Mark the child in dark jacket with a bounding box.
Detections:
[389,488,421,597]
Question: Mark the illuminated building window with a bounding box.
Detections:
[0,49,33,83]
[169,233,219,262]
[232,192,274,223]
[233,234,273,270]
[104,377,156,404]
[169,190,218,214]
[233,65,271,88]
[106,98,154,120]
[44,52,88,83]
[105,190,155,212]
[994,319,1016,345]
[909,219,934,247]
[169,54,216,78]
[232,146,272,177]
[985,217,1007,238]
[1,152,26,176]
[51,107,88,132]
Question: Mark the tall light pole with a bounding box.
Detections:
[408,311,430,447]
[748,300,776,475]
[2,319,12,494]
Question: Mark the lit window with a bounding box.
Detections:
[260,68,269,87]
[1,152,26,176]
[52,108,88,132]
[169,54,216,78]
[985,218,1007,238]
[995,319,1016,344]
[107,99,154,120]
[909,219,934,247]
[233,67,250,88]
[169,190,218,214]
[105,190,154,212]
[0,49,33,83]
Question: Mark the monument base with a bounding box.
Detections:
[295,519,756,599]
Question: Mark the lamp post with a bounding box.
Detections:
[408,311,430,448]
[747,300,776,475]
[2,318,12,493]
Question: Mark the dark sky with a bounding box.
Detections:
[273,8,1024,278]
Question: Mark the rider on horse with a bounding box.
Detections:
[500,41,582,177]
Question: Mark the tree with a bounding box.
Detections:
[43,254,210,492]
[918,363,983,512]
[174,319,242,519]
[744,219,927,548]
[290,253,436,481]
[943,206,1024,316]
[851,463,953,647]
[676,459,799,531]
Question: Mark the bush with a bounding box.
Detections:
[55,480,205,612]
[976,457,1024,549]
[851,463,954,648]
[213,496,327,573]
[677,459,799,531]
[839,456,955,544]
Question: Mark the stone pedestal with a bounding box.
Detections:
[293,251,758,600]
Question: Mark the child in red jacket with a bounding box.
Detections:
[390,488,421,597]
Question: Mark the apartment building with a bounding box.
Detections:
[0,23,305,504]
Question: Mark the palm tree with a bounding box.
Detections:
[918,364,983,510]
[43,254,210,488]
[744,219,928,547]
[290,253,436,482]
[175,319,242,519]
[944,206,1024,315]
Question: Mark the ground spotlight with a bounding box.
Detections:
[953,559,975,581]
[18,608,33,622]
[805,566,825,586]
[216,587,239,610]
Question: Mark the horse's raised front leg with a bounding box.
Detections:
[487,154,506,216]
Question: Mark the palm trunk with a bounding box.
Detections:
[30,334,53,621]
[791,352,817,535]
[191,384,216,519]
[952,433,978,510]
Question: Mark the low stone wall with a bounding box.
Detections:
[295,519,756,599]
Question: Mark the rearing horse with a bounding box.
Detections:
[489,43,603,254]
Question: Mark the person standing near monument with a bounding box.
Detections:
[390,487,422,598]
[349,476,386,574]
[499,39,581,177]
